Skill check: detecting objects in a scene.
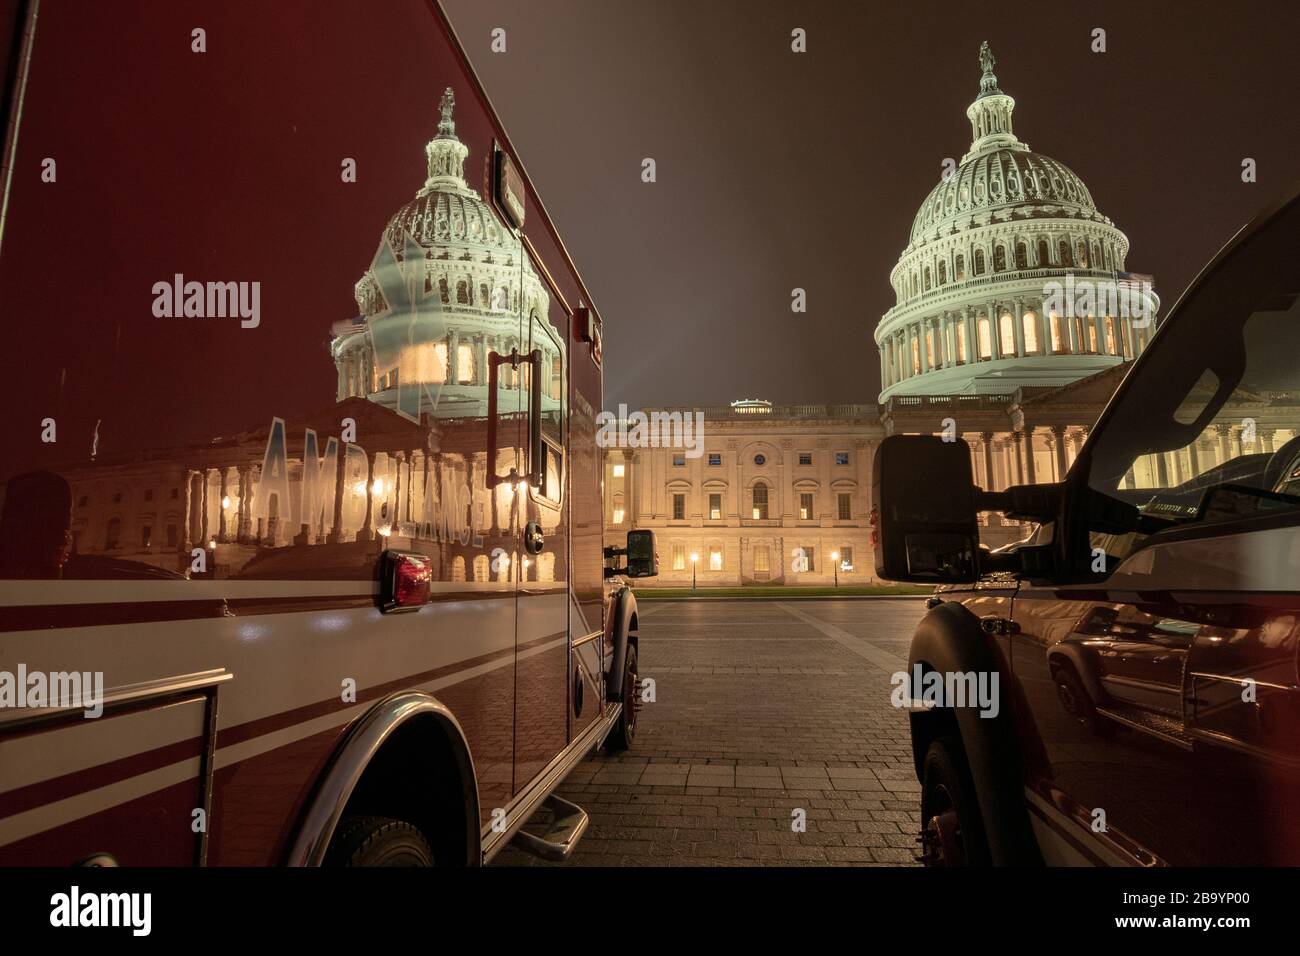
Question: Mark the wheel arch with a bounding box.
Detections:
[907,601,1042,866]
[607,586,638,702]
[286,691,480,867]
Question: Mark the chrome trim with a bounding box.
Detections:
[286,691,479,867]
[572,629,602,648]
[481,703,619,863]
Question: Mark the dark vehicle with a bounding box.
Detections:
[874,188,1300,866]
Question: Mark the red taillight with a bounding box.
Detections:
[381,550,431,613]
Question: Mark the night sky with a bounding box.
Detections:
[443,0,1300,410]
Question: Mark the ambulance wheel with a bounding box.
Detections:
[606,644,639,752]
[325,815,434,867]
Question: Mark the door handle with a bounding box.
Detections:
[526,347,544,495]
[486,348,521,489]
[980,617,1020,636]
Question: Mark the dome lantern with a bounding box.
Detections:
[964,42,1026,162]
[421,87,470,196]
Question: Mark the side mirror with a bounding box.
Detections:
[625,529,658,578]
[872,435,979,583]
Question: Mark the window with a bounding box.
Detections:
[837,493,851,520]
[473,555,490,582]
[999,313,1016,356]
[707,453,721,466]
[1022,311,1039,353]
[709,545,722,571]
[798,452,812,466]
[672,454,686,467]
[753,454,766,466]
[140,525,152,548]
[938,260,947,284]
[1037,238,1050,266]
[994,245,1007,272]
[708,493,722,520]
[612,492,625,525]
[612,463,625,477]
[1050,313,1066,352]
[1059,239,1072,267]
[457,342,474,384]
[974,248,986,275]
[752,482,769,520]
[1081,196,1300,577]
[954,254,965,280]
[835,452,849,466]
[792,545,815,573]
[978,317,993,359]
[1015,242,1028,270]
[799,493,814,520]
[672,543,686,570]
[753,545,770,575]
[956,322,967,363]
[839,546,854,571]
[672,493,685,520]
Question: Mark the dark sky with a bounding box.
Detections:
[443,0,1300,410]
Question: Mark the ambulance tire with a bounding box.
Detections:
[605,644,639,752]
[325,815,435,867]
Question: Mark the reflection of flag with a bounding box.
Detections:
[365,231,446,422]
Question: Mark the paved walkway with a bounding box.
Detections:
[494,597,928,866]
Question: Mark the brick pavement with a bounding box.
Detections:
[494,597,928,867]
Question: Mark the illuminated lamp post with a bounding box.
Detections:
[831,550,839,588]
[690,552,698,590]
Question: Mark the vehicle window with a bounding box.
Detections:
[1083,196,1300,566]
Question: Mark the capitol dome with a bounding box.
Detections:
[331,88,553,421]
[877,43,1160,402]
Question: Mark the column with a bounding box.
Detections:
[1051,425,1069,480]
[1023,426,1037,484]
[448,329,460,385]
[987,301,998,357]
[1012,431,1024,485]
[1013,297,1026,356]
[981,431,996,491]
[1216,424,1233,464]
[964,308,976,365]
[217,468,230,542]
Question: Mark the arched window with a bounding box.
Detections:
[438,277,449,304]
[457,342,474,384]
[955,322,967,363]
[105,516,121,551]
[1037,239,1050,266]
[1022,310,1039,353]
[1077,240,1089,268]
[752,482,769,520]
[612,492,625,525]
[923,267,932,291]
[977,317,993,359]
[473,555,490,582]
[999,312,1016,356]
[1050,313,1066,352]
[993,245,1007,272]
[954,254,965,280]
[925,327,936,368]
[1015,242,1028,270]
[1105,317,1118,355]
[1058,240,1072,267]
[452,556,466,582]
[911,335,921,374]
[938,260,947,284]
[456,280,469,305]
[974,249,987,275]
[479,283,490,307]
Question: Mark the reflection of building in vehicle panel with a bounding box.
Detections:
[331,89,562,424]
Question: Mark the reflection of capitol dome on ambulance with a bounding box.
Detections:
[877,43,1160,401]
[330,88,560,421]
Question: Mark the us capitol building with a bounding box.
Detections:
[610,43,1177,587]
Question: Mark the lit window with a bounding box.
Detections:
[1022,311,1038,353]
[672,454,686,467]
[999,313,1015,356]
[457,343,474,384]
[709,493,722,520]
[835,452,849,466]
[799,493,814,520]
[672,543,685,570]
[1050,313,1065,352]
[612,463,625,477]
[839,546,854,571]
[978,319,992,359]
[612,508,625,524]
[708,453,721,466]
[709,546,722,571]
[752,482,769,520]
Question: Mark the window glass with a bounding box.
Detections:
[799,493,814,520]
[672,494,685,521]
[672,543,685,571]
[707,453,721,466]
[835,452,849,466]
[709,546,722,571]
[838,493,852,520]
[752,483,768,519]
[709,493,721,520]
[1084,197,1300,570]
[798,452,812,466]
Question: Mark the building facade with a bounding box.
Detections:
[604,401,885,587]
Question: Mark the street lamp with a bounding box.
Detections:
[830,550,839,588]
[690,552,698,590]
